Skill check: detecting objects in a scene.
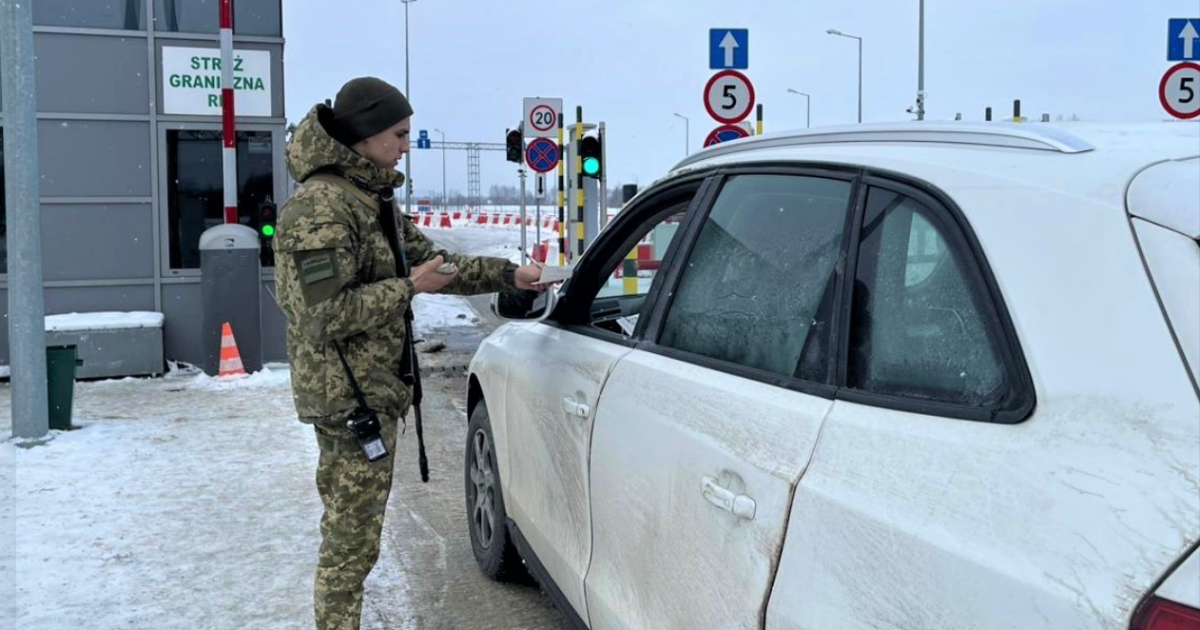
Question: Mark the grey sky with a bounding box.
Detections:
[282,0,1198,198]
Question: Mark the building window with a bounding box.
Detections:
[34,0,145,30]
[166,130,275,270]
[154,0,281,37]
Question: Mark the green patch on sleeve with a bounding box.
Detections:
[293,249,341,306]
[299,251,335,284]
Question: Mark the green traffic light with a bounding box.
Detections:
[583,157,600,176]
[261,224,275,237]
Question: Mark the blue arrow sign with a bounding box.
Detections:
[710,29,748,69]
[1169,19,1200,61]
[416,139,431,150]
[419,129,429,139]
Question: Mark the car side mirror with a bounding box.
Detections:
[491,287,560,321]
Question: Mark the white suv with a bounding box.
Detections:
[463,122,1200,630]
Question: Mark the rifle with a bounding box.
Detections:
[403,307,430,483]
[378,186,430,483]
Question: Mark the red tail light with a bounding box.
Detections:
[1133,597,1200,630]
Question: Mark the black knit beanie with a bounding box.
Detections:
[329,77,414,147]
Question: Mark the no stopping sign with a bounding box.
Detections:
[1160,62,1200,120]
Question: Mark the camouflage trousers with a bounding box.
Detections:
[312,408,402,630]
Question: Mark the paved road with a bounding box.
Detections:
[360,297,572,630]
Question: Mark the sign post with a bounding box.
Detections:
[703,29,758,147]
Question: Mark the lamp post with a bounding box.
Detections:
[399,0,416,215]
[916,0,926,120]
[826,28,863,123]
[786,88,811,128]
[672,112,689,155]
[433,128,446,209]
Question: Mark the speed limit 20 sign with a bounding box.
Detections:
[523,97,563,139]
[1160,62,1200,119]
[704,69,756,124]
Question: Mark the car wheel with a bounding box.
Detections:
[465,399,529,582]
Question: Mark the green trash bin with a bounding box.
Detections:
[46,345,83,431]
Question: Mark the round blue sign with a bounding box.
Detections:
[704,124,751,147]
[525,138,560,173]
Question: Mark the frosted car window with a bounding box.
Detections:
[659,175,851,381]
[848,188,1006,406]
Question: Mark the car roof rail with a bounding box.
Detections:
[672,122,1096,170]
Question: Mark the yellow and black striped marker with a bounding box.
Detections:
[557,113,566,266]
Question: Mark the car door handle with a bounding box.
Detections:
[701,476,756,521]
[562,397,590,419]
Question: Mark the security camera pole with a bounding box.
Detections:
[2,0,50,438]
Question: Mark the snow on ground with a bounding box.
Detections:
[2,362,325,629]
[0,224,526,629]
[412,294,482,331]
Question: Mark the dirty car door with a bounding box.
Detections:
[503,179,705,626]
[583,171,857,629]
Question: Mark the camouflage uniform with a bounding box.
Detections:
[274,103,518,630]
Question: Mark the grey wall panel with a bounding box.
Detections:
[45,285,155,315]
[38,121,151,198]
[42,204,154,282]
[35,34,150,114]
[161,283,203,366]
[261,280,287,362]
[0,288,7,366]
[34,0,145,30]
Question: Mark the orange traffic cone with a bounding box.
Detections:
[218,322,248,378]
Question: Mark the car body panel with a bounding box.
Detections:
[585,350,833,629]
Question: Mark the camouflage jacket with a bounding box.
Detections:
[274,104,518,424]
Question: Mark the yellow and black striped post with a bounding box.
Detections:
[622,247,639,295]
[575,107,585,261]
[557,113,566,266]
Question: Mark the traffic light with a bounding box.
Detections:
[257,200,277,241]
[580,133,602,179]
[506,128,523,163]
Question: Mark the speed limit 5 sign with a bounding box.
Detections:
[704,69,756,124]
[1160,62,1200,119]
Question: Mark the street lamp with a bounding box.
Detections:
[786,88,811,128]
[433,128,446,209]
[399,0,417,215]
[910,0,926,121]
[826,28,863,123]
[672,112,689,155]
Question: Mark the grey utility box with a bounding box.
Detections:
[200,224,263,375]
[44,312,166,379]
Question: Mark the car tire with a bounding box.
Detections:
[465,399,529,583]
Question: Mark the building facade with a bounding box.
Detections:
[1,0,289,369]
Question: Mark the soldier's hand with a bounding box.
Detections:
[514,264,546,291]
[410,255,458,295]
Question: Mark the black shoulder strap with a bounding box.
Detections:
[331,341,371,411]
